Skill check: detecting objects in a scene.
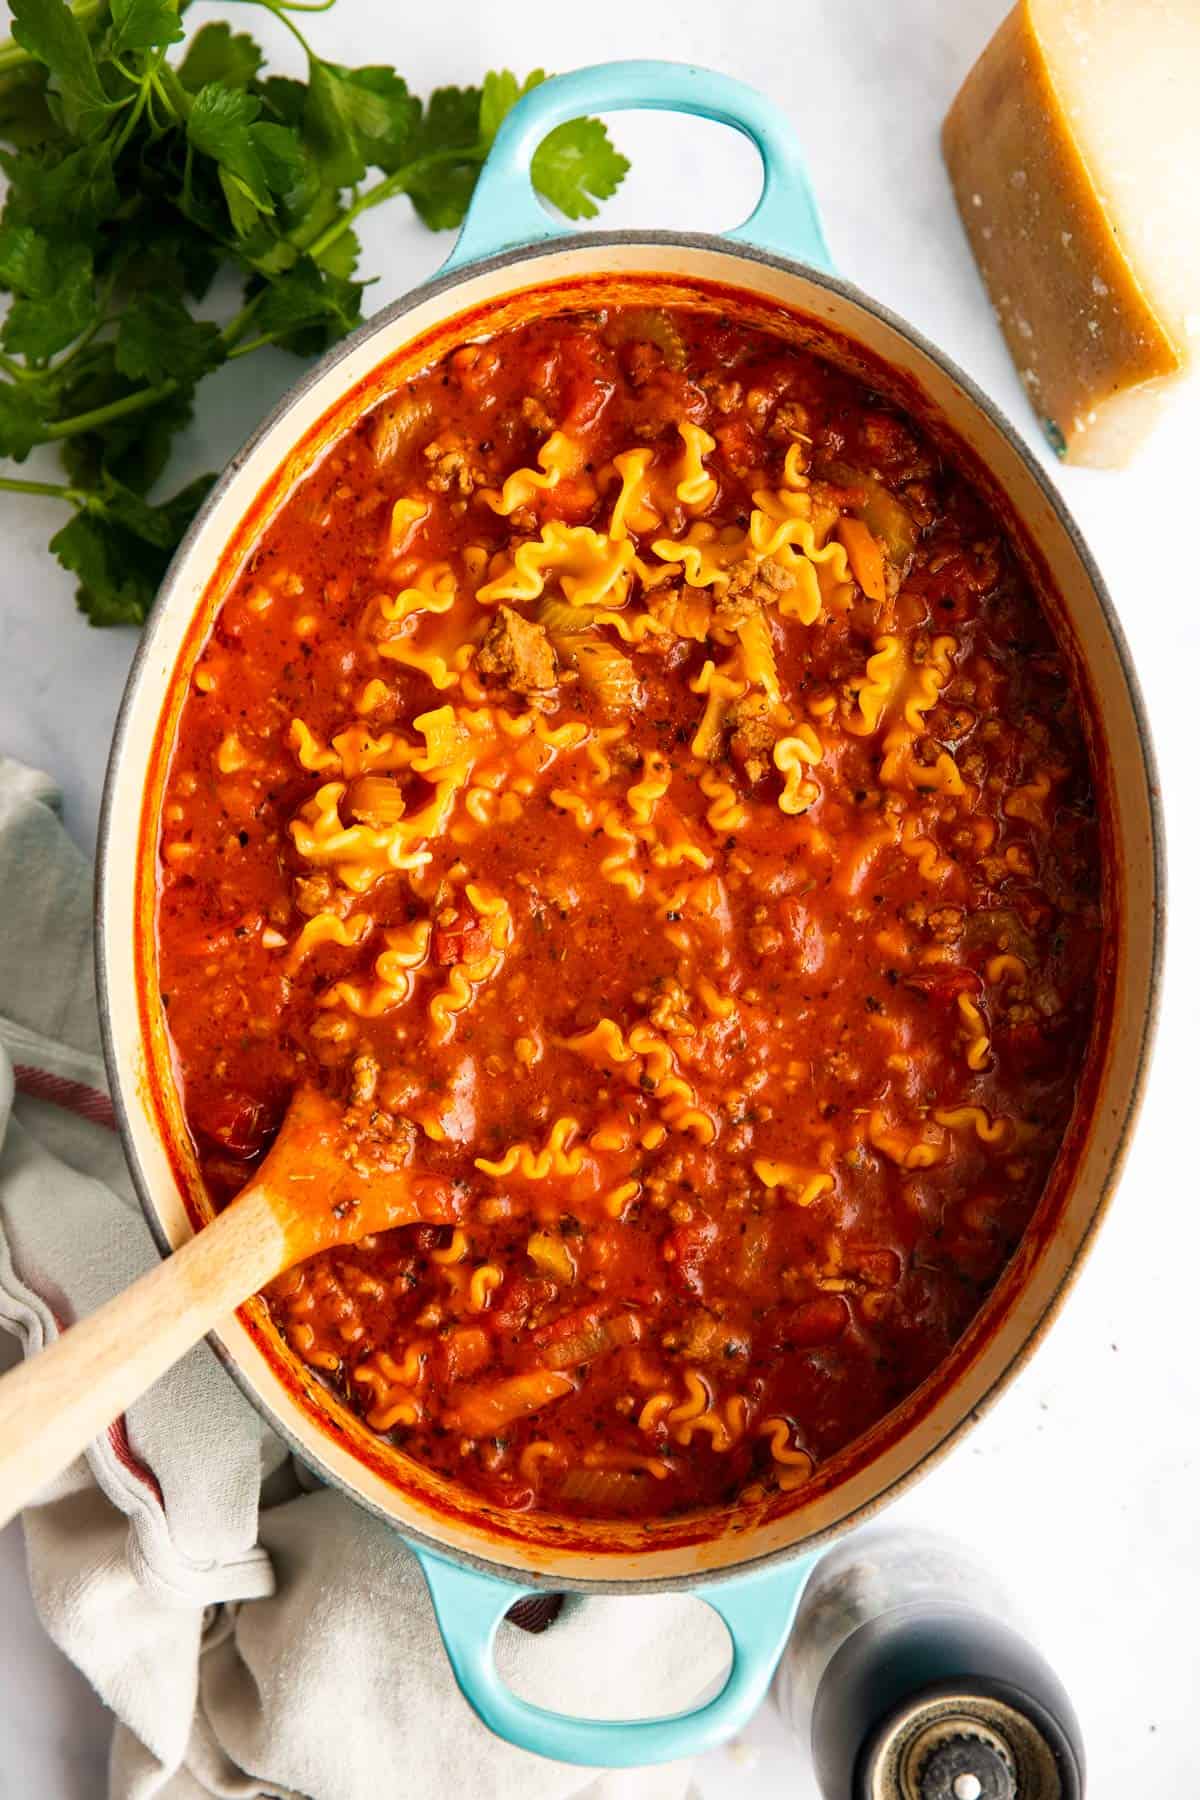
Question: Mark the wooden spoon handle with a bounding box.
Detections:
[0,1188,284,1531]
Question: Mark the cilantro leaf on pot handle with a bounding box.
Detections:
[443,59,833,274]
[0,0,631,626]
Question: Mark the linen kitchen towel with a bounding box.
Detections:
[0,758,730,1800]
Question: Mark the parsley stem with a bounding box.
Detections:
[0,476,83,503]
[232,0,316,61]
[226,334,274,360]
[304,146,487,262]
[221,292,266,350]
[152,61,192,125]
[110,80,151,159]
[46,380,177,441]
[48,291,113,377]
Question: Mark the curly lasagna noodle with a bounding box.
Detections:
[155,300,1103,1519]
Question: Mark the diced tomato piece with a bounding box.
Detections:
[557,332,615,435]
[470,1472,536,1512]
[843,1245,902,1288]
[531,1300,609,1352]
[667,1215,719,1296]
[865,410,919,462]
[906,553,986,622]
[489,1275,540,1335]
[527,1306,642,1370]
[993,1017,1058,1071]
[779,897,807,943]
[904,967,979,1004]
[411,1177,463,1224]
[772,1296,849,1349]
[193,1092,275,1158]
[448,342,501,394]
[432,915,489,965]
[441,1326,491,1384]
[530,1302,606,1348]
[540,475,597,524]
[174,915,263,960]
[714,420,758,478]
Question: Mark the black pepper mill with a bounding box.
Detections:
[775,1531,1085,1799]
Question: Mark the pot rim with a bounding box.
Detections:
[95,229,1165,1593]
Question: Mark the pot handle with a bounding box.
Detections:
[411,1541,815,1766]
[441,60,833,274]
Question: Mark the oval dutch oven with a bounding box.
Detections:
[97,61,1163,1768]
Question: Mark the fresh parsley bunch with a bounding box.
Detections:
[0,0,630,623]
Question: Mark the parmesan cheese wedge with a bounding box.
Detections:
[943,0,1200,467]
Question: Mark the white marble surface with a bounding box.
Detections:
[0,0,1196,1793]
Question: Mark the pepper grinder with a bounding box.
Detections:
[775,1529,1085,1799]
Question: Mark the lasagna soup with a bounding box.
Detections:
[153,298,1103,1520]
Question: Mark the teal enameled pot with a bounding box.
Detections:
[97,61,1162,1768]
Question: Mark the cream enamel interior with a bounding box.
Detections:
[98,238,1160,1588]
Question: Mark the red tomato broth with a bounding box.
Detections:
[150,297,1104,1524]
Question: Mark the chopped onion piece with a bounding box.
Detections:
[541,1311,642,1370]
[558,1466,658,1511]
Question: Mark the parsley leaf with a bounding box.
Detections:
[338,65,420,174]
[0,225,96,358]
[303,59,368,188]
[187,84,302,235]
[477,71,630,221]
[0,6,631,630]
[406,160,477,232]
[479,69,544,145]
[403,73,627,230]
[0,66,64,150]
[51,470,216,625]
[50,509,157,624]
[2,237,95,358]
[252,255,364,353]
[302,60,417,190]
[9,0,111,141]
[404,85,484,231]
[186,83,269,187]
[115,293,224,387]
[533,118,631,220]
[1,140,120,241]
[60,368,196,494]
[108,0,184,56]
[109,214,221,301]
[416,83,482,153]
[177,21,263,93]
[0,221,52,293]
[0,379,47,458]
[256,74,306,128]
[312,224,359,279]
[252,120,306,196]
[90,469,212,547]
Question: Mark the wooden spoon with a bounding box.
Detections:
[0,1085,460,1529]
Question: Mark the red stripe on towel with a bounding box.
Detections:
[13,1065,117,1131]
[107,1416,165,1506]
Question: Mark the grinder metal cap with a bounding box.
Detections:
[862,1689,1070,1800]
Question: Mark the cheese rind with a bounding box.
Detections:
[943,0,1196,467]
